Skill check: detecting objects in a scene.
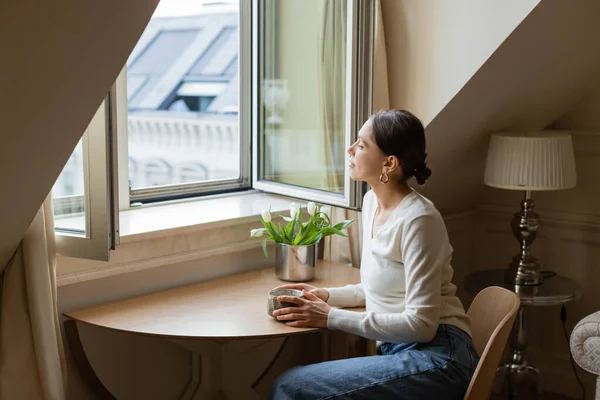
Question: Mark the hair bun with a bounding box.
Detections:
[413,163,431,185]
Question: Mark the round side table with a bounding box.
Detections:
[465,269,582,399]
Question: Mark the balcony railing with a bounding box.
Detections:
[127,113,239,153]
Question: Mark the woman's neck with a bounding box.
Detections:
[370,181,413,211]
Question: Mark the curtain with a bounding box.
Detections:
[0,195,67,400]
[318,0,347,192]
[323,0,389,268]
[372,0,390,114]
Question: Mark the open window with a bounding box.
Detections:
[252,0,374,209]
[52,0,375,261]
[52,86,119,261]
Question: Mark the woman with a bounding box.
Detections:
[269,110,478,400]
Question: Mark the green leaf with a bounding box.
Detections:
[285,216,296,241]
[296,207,303,222]
[265,222,282,242]
[293,230,306,245]
[304,223,319,238]
[279,222,291,243]
[303,232,323,245]
[262,238,269,258]
[294,217,312,245]
[318,211,331,226]
[299,231,322,245]
[333,219,354,231]
[319,227,347,238]
[299,218,310,234]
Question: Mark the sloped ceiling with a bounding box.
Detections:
[402,1,600,212]
[554,83,600,131]
[0,0,159,269]
[381,0,541,127]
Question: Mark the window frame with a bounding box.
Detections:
[251,0,374,210]
[55,85,119,261]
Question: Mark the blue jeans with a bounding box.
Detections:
[269,324,479,400]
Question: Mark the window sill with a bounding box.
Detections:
[118,190,292,242]
[56,191,294,287]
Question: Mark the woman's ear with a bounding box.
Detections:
[384,156,404,180]
[384,155,400,172]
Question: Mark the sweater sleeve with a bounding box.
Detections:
[325,284,365,308]
[327,215,444,343]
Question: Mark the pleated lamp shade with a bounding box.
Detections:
[484,132,577,191]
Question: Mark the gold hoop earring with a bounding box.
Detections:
[380,172,389,184]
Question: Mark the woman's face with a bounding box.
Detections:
[347,120,388,183]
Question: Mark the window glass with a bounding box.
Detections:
[259,0,348,194]
[52,139,85,234]
[127,0,240,191]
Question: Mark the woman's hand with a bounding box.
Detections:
[273,283,329,302]
[272,290,331,328]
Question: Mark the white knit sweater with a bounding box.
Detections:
[326,190,471,345]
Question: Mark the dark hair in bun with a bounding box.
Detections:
[370,109,431,185]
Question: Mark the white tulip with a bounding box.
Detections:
[260,209,271,223]
[307,202,317,216]
[289,203,299,219]
[321,206,331,219]
[250,228,264,237]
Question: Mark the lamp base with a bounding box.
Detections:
[504,257,543,286]
[504,191,543,286]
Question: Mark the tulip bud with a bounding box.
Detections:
[321,206,331,219]
[289,203,299,219]
[260,210,271,223]
[307,202,317,216]
[250,229,264,237]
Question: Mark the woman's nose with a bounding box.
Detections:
[347,145,354,155]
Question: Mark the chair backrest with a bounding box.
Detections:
[464,286,520,400]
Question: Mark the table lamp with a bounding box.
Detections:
[484,132,577,286]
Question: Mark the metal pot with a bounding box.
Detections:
[275,243,317,282]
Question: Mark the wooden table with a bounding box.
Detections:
[64,261,362,399]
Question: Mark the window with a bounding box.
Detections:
[53,0,374,261]
[52,87,119,261]
[253,0,373,208]
[126,0,246,202]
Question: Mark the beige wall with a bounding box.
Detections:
[402,0,600,213]
[380,0,539,126]
[0,0,159,269]
[555,82,600,131]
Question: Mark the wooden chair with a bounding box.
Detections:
[464,286,520,400]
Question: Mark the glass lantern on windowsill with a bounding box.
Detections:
[262,79,290,125]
